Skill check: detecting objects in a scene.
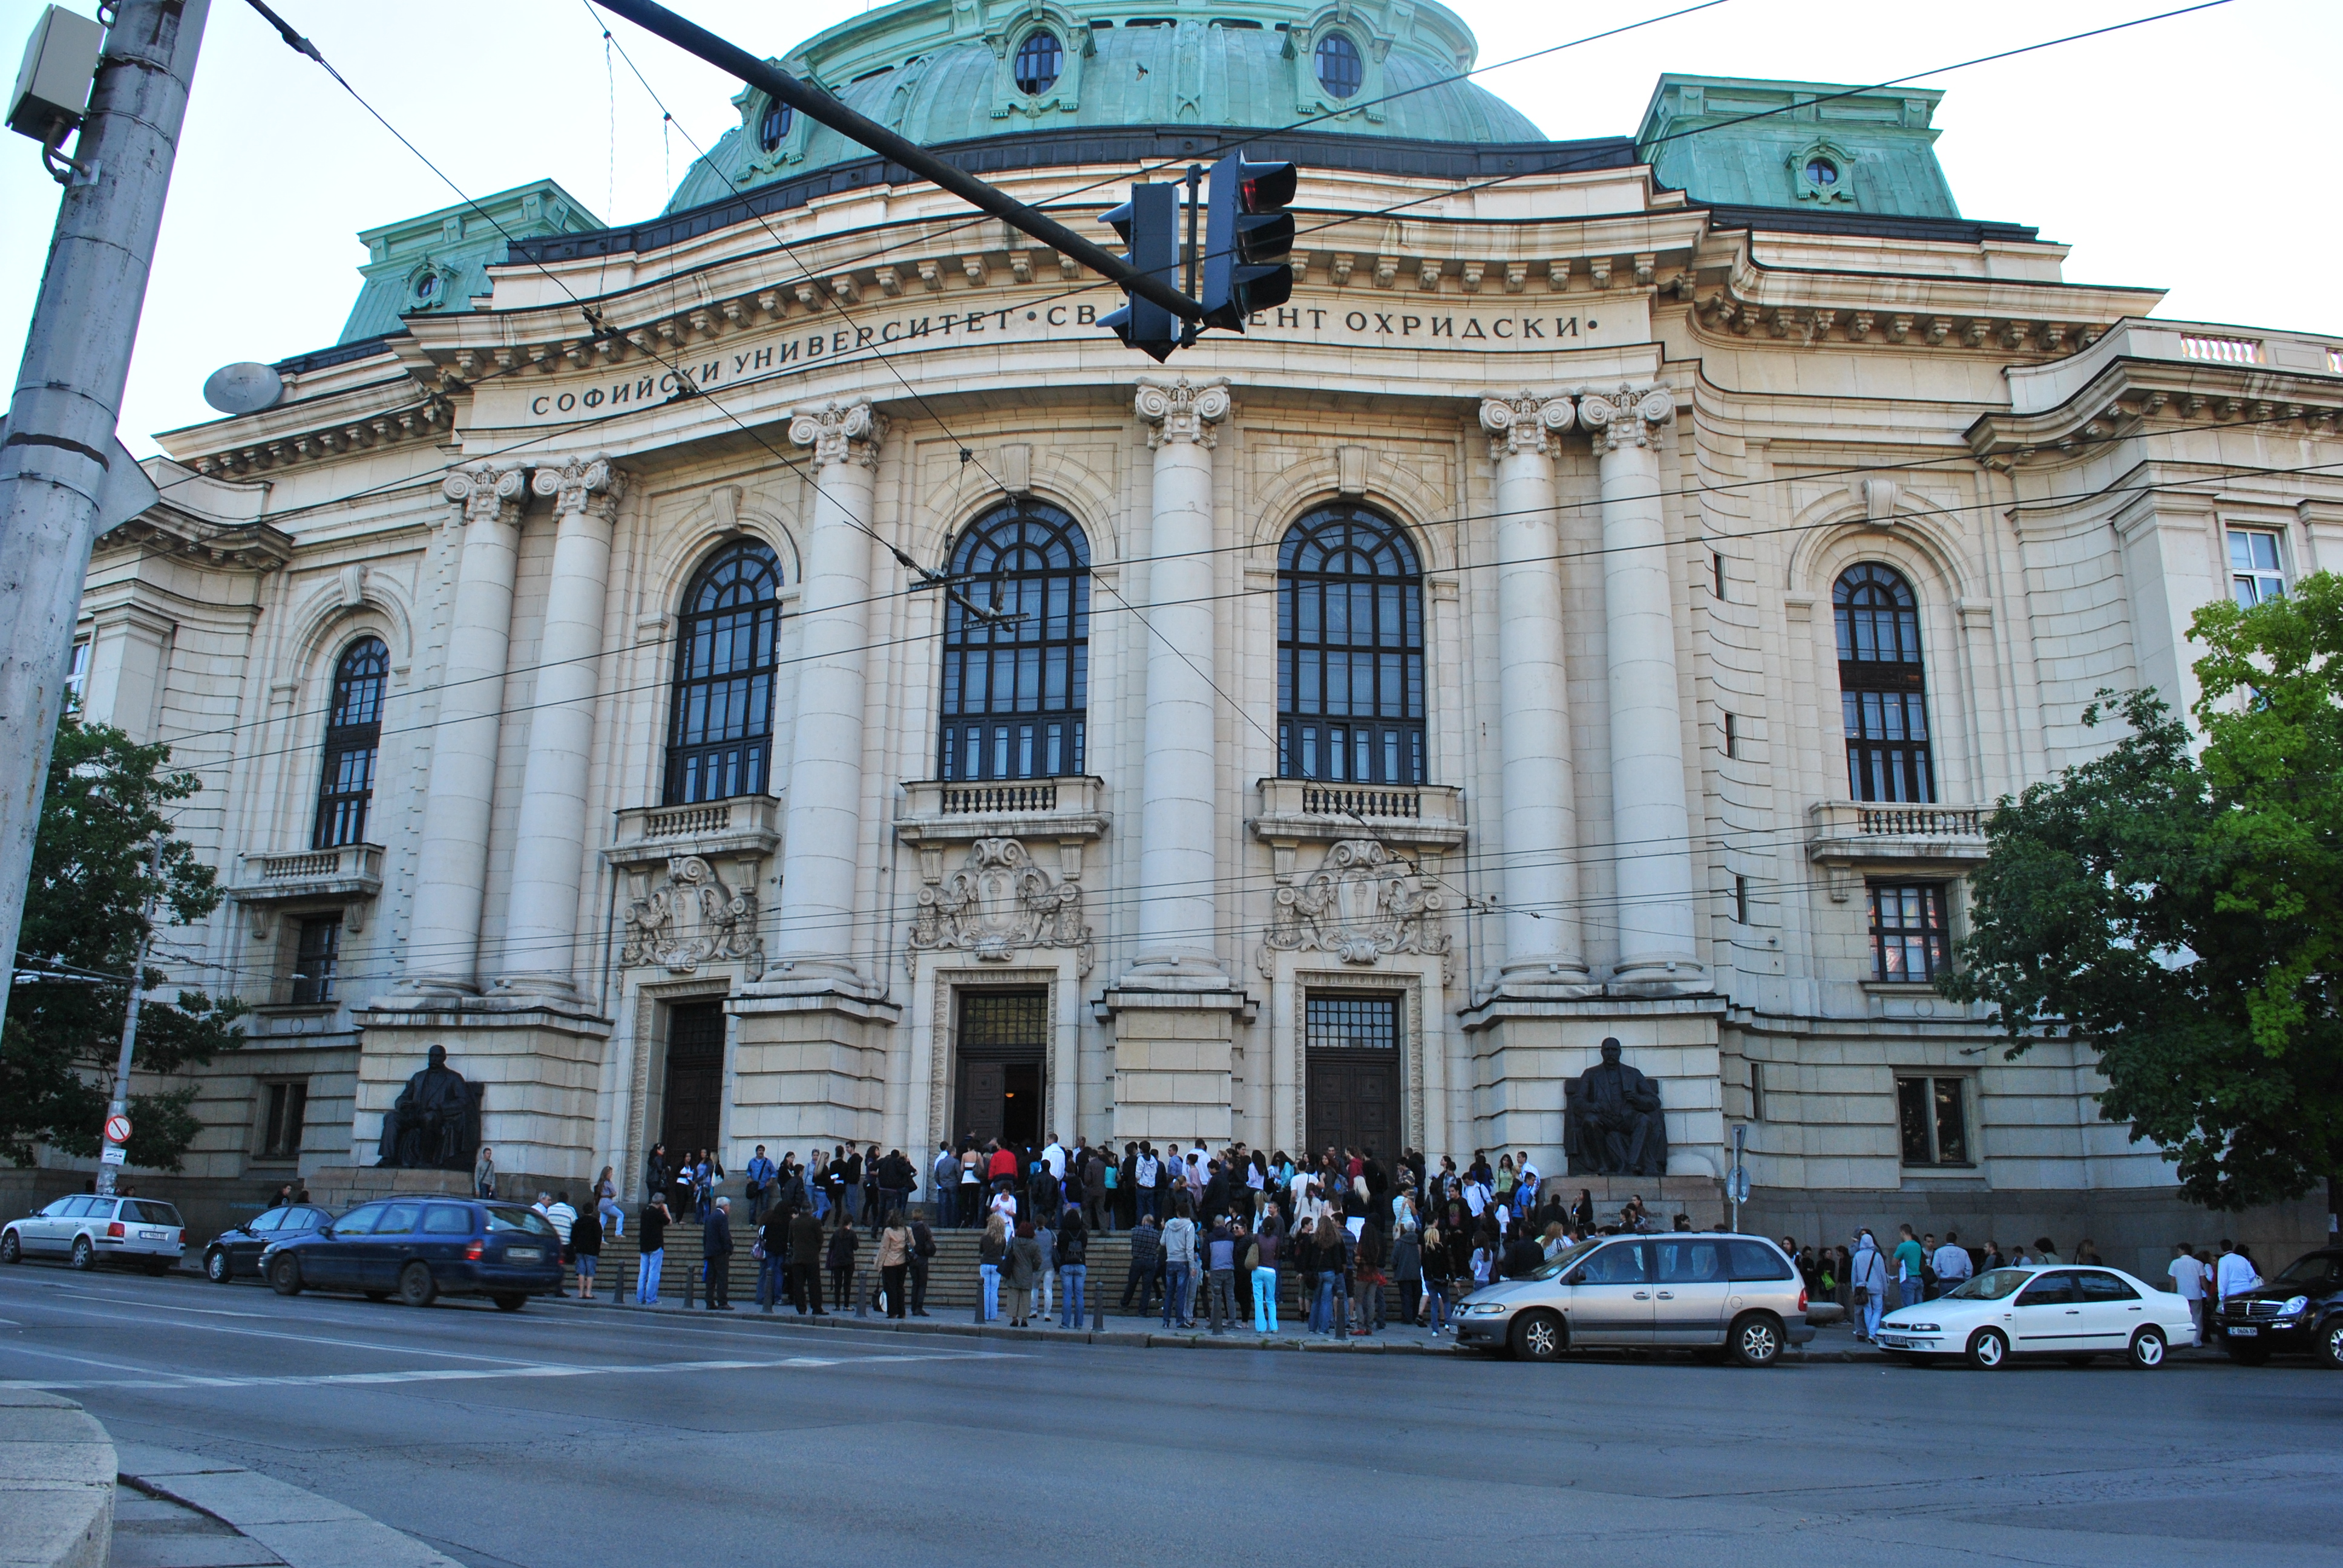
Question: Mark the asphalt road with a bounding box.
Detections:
[2,1264,2338,1568]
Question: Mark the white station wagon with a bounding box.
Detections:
[2,1194,185,1273]
[1877,1264,2197,1368]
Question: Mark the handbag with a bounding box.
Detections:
[1852,1284,1869,1305]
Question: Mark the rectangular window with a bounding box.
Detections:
[291,916,341,1006]
[65,639,90,705]
[1733,874,1749,925]
[2228,528,2286,607]
[1305,994,1399,1051]
[1896,1075,1970,1166]
[1711,552,1725,601]
[1868,881,1949,982]
[258,1080,309,1161]
[1748,1060,1766,1123]
[1722,712,1738,759]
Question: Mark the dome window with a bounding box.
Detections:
[1314,31,1362,98]
[1806,157,1838,188]
[1014,30,1062,95]
[414,273,437,299]
[758,100,793,153]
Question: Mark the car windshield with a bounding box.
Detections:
[2275,1253,2343,1288]
[1948,1267,2033,1301]
[1522,1236,1603,1282]
[483,1207,554,1237]
[123,1201,181,1226]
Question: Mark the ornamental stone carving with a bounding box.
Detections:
[787,399,886,468]
[531,454,626,518]
[1476,389,1576,457]
[441,462,526,527]
[1259,838,1452,976]
[908,837,1092,972]
[620,855,765,978]
[1135,377,1231,448]
[1578,384,1675,455]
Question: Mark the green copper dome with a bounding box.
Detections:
[664,0,1544,214]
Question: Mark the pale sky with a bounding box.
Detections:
[2,0,2330,457]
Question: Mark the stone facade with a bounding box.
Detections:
[47,2,2343,1269]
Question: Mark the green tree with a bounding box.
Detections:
[1941,572,2343,1210]
[0,711,244,1169]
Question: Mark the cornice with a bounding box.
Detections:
[1965,356,2343,469]
[155,363,454,481]
[94,509,294,572]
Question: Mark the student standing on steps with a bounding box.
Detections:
[788,1204,826,1315]
[637,1192,671,1304]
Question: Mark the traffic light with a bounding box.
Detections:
[1098,181,1180,362]
[1200,152,1297,332]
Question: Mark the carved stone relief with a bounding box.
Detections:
[620,855,765,978]
[1259,839,1452,979]
[908,837,1092,973]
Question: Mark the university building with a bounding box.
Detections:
[51,0,2343,1259]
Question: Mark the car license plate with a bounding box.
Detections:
[506,1247,542,1262]
[2229,1325,2258,1336]
[139,1229,167,1241]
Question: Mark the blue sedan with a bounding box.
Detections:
[263,1198,563,1310]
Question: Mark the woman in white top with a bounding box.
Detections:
[989,1184,1019,1236]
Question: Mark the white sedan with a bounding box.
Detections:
[1877,1264,2197,1369]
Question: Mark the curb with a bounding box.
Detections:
[0,1388,114,1568]
[116,1445,462,1568]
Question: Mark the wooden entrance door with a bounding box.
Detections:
[954,990,1046,1149]
[1304,993,1402,1161]
[660,1001,725,1158]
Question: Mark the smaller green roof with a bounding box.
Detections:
[338,180,605,345]
[1636,74,1958,220]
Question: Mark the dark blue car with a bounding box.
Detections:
[263,1197,562,1311]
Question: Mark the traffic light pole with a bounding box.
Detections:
[0,1,208,1047]
[595,0,1203,324]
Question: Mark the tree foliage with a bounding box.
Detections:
[0,711,244,1169]
[1941,572,2343,1210]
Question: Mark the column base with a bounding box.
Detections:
[1118,954,1230,985]
[1608,956,1710,998]
[728,983,900,1151]
[488,972,576,999]
[1095,981,1254,1147]
[1490,958,1603,1002]
[355,995,611,1186]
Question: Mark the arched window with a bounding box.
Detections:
[1315,31,1362,98]
[313,636,387,848]
[1012,30,1061,95]
[1834,563,1933,802]
[938,503,1090,781]
[665,540,782,805]
[1277,505,1424,785]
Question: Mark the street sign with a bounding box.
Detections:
[1726,1167,1751,1205]
[104,1114,131,1145]
[100,1145,125,1165]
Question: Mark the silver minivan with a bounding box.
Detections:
[2,1195,185,1273]
[1453,1232,1817,1365]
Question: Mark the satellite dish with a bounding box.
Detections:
[202,361,283,416]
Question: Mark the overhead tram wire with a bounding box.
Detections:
[142,433,2343,783]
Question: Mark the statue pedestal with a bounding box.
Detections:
[306,1165,476,1213]
[1567,1175,1726,1231]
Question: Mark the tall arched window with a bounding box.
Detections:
[1834,563,1933,802]
[313,636,387,848]
[665,540,782,805]
[939,503,1090,781]
[1277,505,1425,785]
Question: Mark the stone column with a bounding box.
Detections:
[498,457,626,993]
[1477,391,1587,987]
[1581,384,1703,989]
[407,463,526,993]
[772,400,886,981]
[1126,377,1230,978]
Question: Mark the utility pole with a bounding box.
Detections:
[0,1,207,1045]
[94,834,164,1198]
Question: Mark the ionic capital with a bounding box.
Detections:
[531,455,627,520]
[1578,384,1676,456]
[442,463,527,528]
[787,399,887,468]
[1477,389,1576,459]
[1135,377,1231,449]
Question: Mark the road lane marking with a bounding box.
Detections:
[2,1348,1015,1393]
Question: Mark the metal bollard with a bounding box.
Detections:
[1092,1273,1104,1333]
[685,1259,697,1310]
[853,1264,868,1319]
[616,1256,629,1307]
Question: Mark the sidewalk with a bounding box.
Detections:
[114,1446,462,1568]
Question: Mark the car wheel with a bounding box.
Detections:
[205,1249,232,1284]
[70,1235,94,1272]
[1,1230,19,1266]
[268,1254,303,1296]
[2226,1341,2270,1367]
[1509,1310,1564,1362]
[2128,1327,2167,1369]
[2319,1319,2343,1371]
[493,1293,527,1313]
[398,1261,437,1309]
[1967,1327,2010,1370]
[1729,1312,1783,1368]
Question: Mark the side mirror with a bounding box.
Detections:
[316,1224,334,1239]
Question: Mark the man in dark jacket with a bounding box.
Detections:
[1121,1212,1162,1316]
[757,1205,790,1312]
[637,1193,670,1305]
[787,1206,825,1314]
[569,1202,603,1301]
[703,1197,735,1310]
[907,1212,936,1316]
